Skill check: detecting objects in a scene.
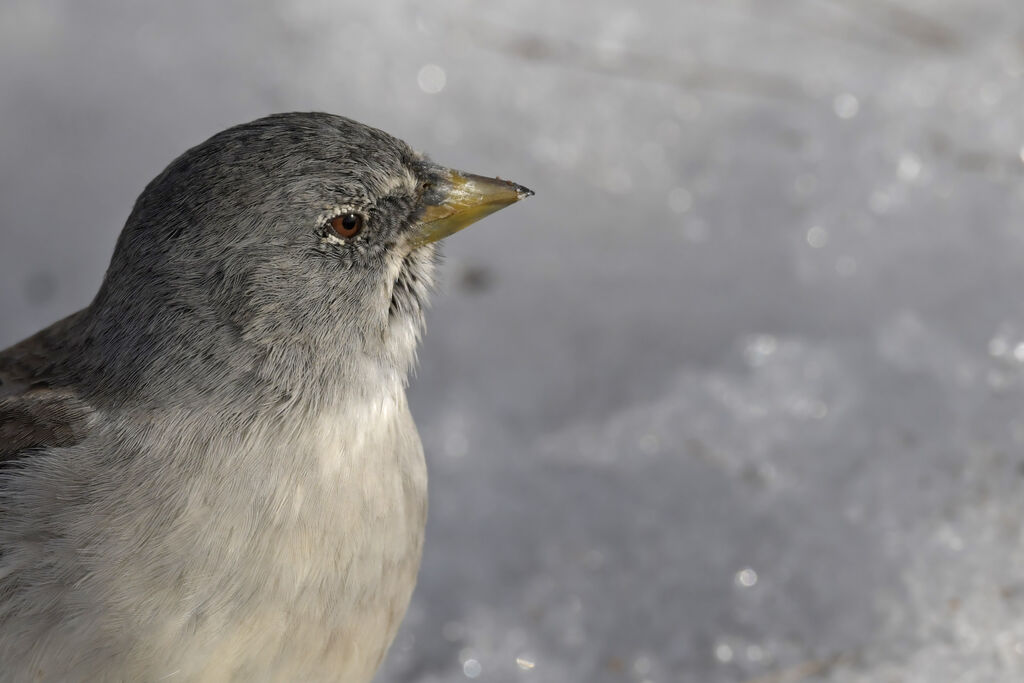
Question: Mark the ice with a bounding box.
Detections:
[3,0,1024,680]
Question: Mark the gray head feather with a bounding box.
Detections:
[69,113,443,410]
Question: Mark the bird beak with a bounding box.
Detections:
[409,169,533,248]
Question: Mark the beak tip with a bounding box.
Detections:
[512,182,535,201]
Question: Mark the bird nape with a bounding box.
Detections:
[0,112,531,683]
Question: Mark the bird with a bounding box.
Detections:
[0,112,532,682]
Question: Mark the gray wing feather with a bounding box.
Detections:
[0,311,95,465]
[0,390,93,465]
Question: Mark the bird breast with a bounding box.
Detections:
[139,389,429,681]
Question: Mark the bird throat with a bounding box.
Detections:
[387,248,434,325]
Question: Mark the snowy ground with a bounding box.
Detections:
[3,0,1024,680]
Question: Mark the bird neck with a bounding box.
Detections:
[59,246,435,414]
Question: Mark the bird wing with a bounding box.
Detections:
[0,312,95,465]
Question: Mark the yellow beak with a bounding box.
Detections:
[409,169,533,248]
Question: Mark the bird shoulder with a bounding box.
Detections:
[0,311,95,465]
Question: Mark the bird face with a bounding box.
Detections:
[94,113,530,387]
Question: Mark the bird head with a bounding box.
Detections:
[83,113,531,402]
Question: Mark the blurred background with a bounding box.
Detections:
[3,0,1024,681]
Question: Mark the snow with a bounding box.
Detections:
[3,0,1024,680]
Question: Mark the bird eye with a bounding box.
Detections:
[329,212,364,238]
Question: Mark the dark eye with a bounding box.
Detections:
[329,212,364,238]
